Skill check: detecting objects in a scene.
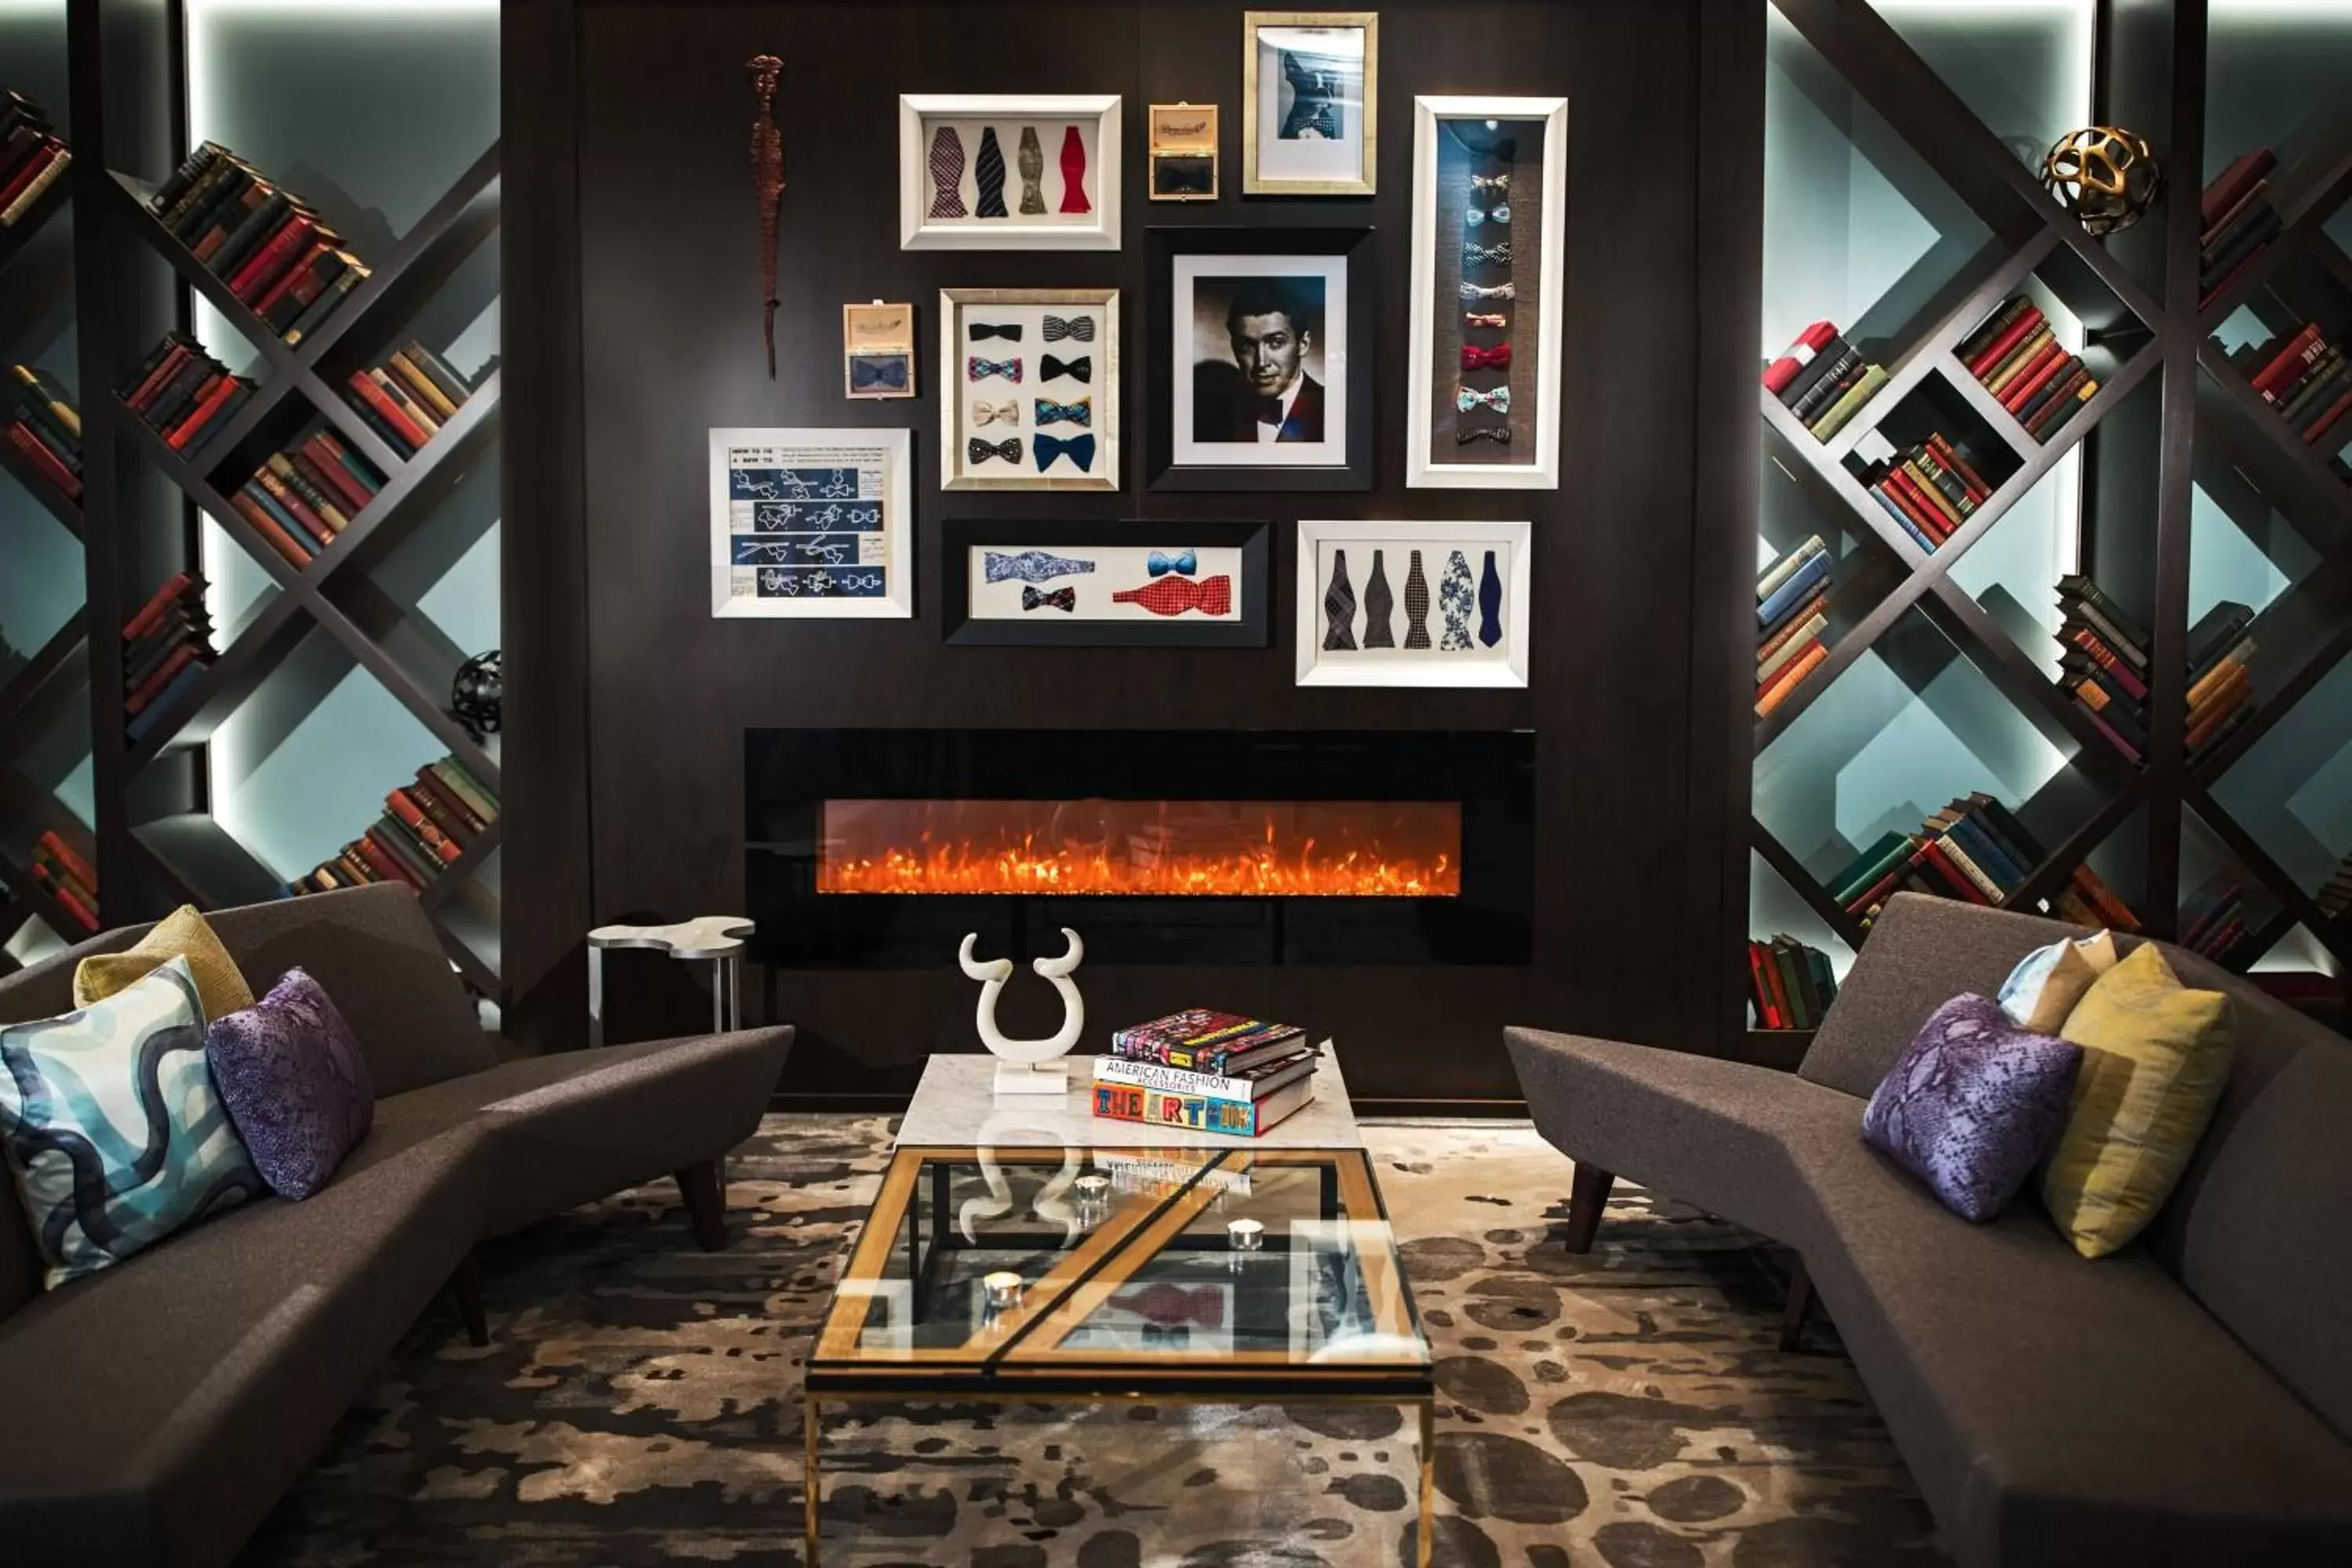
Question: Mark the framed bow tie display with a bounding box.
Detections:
[944,518,1271,648]
[709,428,913,619]
[899,94,1121,250]
[841,302,916,400]
[1147,226,1374,492]
[1241,12,1377,196]
[940,286,1120,492]
[1406,95,1568,489]
[1294,519,1530,687]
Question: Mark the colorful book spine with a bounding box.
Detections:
[1090,1078,1316,1138]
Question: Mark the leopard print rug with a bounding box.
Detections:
[241,1115,1947,1566]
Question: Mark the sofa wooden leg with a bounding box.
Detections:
[677,1157,728,1252]
[1780,1256,1815,1352]
[452,1253,490,1348]
[1563,1163,1615,1254]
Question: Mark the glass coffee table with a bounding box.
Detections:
[806,1140,1435,1564]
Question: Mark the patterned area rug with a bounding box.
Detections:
[241,1116,1947,1567]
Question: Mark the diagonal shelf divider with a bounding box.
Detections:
[2001,784,2146,916]
[2186,786,2351,964]
[1749,817,1871,952]
[1921,579,2140,788]
[0,435,85,539]
[419,817,502,915]
[315,370,500,582]
[103,171,300,375]
[122,591,312,772]
[0,611,89,734]
[2198,142,2352,328]
[2192,620,2352,787]
[2197,342,2352,534]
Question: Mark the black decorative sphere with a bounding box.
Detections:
[451,649,503,739]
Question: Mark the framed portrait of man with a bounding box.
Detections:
[1146,227,1374,491]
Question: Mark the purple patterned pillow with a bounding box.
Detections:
[205,967,376,1200]
[1861,993,2083,1222]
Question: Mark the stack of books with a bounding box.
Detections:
[1854,427,1994,553]
[119,332,253,457]
[1957,296,2097,443]
[1829,792,2046,928]
[143,142,369,345]
[1762,321,1890,441]
[1747,935,1838,1029]
[2180,873,2261,967]
[2199,148,2279,310]
[1091,1009,1322,1138]
[2235,322,2352,450]
[2186,601,2257,760]
[1757,535,1831,716]
[2316,850,2351,922]
[31,830,96,935]
[0,87,71,228]
[294,754,499,895]
[122,572,216,743]
[227,431,383,569]
[2053,862,2141,932]
[2054,575,2151,762]
[344,342,474,461]
[5,361,81,502]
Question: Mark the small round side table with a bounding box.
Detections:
[586,916,754,1048]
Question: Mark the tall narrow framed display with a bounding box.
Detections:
[899,94,1122,250]
[1295,519,1530,688]
[709,428,913,618]
[1406,96,1568,489]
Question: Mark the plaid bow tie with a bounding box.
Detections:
[1022,585,1077,612]
[972,400,1021,426]
[1459,281,1515,302]
[1456,426,1513,445]
[969,322,1023,342]
[1457,384,1512,413]
[1041,354,1091,383]
[1461,343,1512,372]
[1113,573,1232,617]
[1462,241,1513,267]
[1042,314,1097,342]
[967,357,1022,383]
[1035,397,1092,426]
[1464,311,1509,328]
[967,437,1022,464]
[1470,173,1510,196]
[1465,203,1511,227]
[1033,431,1097,471]
[1148,548,1197,576]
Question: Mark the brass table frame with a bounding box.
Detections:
[804,1143,1436,1566]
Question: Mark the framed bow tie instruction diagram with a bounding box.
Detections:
[944,519,1271,648]
[940,286,1121,492]
[899,94,1122,249]
[709,429,913,619]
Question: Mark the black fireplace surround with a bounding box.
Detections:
[746,728,1535,968]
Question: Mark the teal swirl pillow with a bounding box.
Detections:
[0,955,263,1287]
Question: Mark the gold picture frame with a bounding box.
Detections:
[1240,10,1378,197]
[938,285,1120,492]
[1149,102,1220,201]
[841,301,916,400]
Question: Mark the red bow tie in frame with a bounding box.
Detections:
[1460,343,1512,372]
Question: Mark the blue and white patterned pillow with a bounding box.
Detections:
[0,955,263,1288]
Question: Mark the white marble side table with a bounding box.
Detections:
[586,916,753,1047]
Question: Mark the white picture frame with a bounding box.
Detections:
[939,286,1120,492]
[1294,519,1531,688]
[709,427,913,619]
[899,94,1122,251]
[1406,95,1570,490]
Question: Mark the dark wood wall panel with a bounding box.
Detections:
[539,0,1735,1098]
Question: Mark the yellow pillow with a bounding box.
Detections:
[2041,942,2233,1258]
[73,905,254,1025]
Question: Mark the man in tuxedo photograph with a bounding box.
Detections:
[1192,278,1326,444]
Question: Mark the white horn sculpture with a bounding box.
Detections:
[960,927,1086,1095]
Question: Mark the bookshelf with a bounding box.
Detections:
[20,1,506,1007]
[1748,0,2352,1031]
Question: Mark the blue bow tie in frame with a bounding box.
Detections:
[1148,549,1197,577]
[1033,432,1097,472]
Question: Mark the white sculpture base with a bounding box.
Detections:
[994,1059,1072,1096]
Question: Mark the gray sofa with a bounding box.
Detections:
[1506,891,2352,1568]
[0,884,793,1568]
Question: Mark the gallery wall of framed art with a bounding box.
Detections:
[510,0,1760,1098]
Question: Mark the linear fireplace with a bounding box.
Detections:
[746,729,1534,967]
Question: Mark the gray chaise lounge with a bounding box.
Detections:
[1507,892,2352,1568]
[0,884,794,1568]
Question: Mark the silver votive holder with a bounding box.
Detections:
[1074,1174,1110,1205]
[982,1271,1024,1313]
[1226,1218,1265,1255]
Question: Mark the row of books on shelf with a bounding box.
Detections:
[1762,321,1888,441]
[28,830,96,935]
[2179,874,2272,968]
[2234,322,2352,456]
[1828,793,2140,935]
[0,88,71,229]
[228,429,386,570]
[1856,427,1996,555]
[2199,148,2281,310]
[119,334,253,458]
[344,342,477,462]
[2054,576,2255,764]
[1755,534,1831,717]
[145,142,371,345]
[1955,295,2097,444]
[122,572,217,744]
[5,361,81,503]
[1090,1009,1323,1138]
[292,754,499,898]
[1746,935,1838,1030]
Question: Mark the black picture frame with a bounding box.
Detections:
[943,518,1273,647]
[1146,225,1376,492]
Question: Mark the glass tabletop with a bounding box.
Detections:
[810,1144,1429,1392]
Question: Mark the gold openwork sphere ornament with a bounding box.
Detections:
[2040,126,2161,235]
